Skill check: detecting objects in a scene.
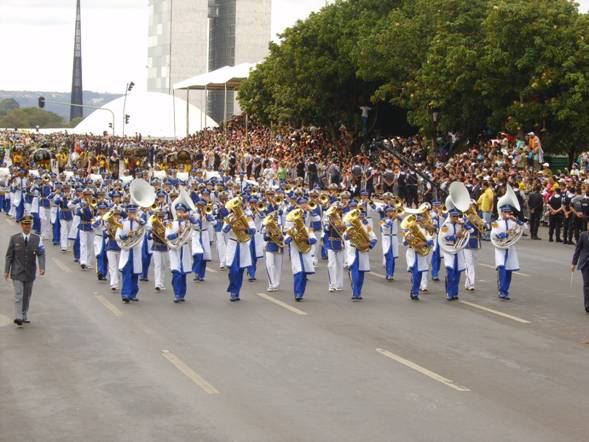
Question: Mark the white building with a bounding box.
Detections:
[147,0,271,125]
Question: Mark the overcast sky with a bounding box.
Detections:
[0,0,587,94]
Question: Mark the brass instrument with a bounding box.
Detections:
[149,213,168,244]
[492,184,524,249]
[225,197,251,243]
[286,208,311,253]
[256,201,267,214]
[421,207,437,235]
[308,201,318,211]
[319,194,330,206]
[465,205,485,232]
[262,212,284,248]
[273,195,284,206]
[400,214,432,256]
[342,209,371,252]
[205,203,214,215]
[102,210,122,240]
[325,204,346,238]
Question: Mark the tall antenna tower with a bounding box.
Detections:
[70,0,83,120]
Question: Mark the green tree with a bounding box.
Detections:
[0,98,20,117]
[0,107,66,129]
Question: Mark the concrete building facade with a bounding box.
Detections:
[147,0,271,125]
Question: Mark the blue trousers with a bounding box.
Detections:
[3,197,10,213]
[121,254,139,300]
[384,248,396,278]
[293,271,308,299]
[172,271,187,299]
[431,246,441,279]
[445,266,461,298]
[32,212,41,234]
[321,241,328,260]
[96,242,108,277]
[15,200,24,222]
[52,218,61,245]
[227,249,244,299]
[349,253,365,297]
[497,266,513,297]
[192,253,207,279]
[73,231,80,262]
[0,195,4,212]
[248,240,258,278]
[140,238,151,280]
[410,266,423,296]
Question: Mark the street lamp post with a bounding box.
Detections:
[121,81,134,137]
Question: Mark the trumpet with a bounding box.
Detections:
[309,201,318,211]
[205,203,214,215]
[319,194,330,206]
[256,201,267,213]
[273,195,284,205]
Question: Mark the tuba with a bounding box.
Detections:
[167,187,195,250]
[262,212,284,248]
[117,179,156,249]
[437,182,471,254]
[102,209,122,241]
[400,207,432,256]
[325,204,346,238]
[225,197,251,243]
[342,209,371,252]
[286,208,311,253]
[492,184,524,249]
[149,212,168,245]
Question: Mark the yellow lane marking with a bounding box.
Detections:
[161,350,219,395]
[377,348,470,392]
[51,257,72,273]
[0,313,10,328]
[95,295,123,317]
[479,263,530,277]
[255,292,308,316]
[369,271,386,279]
[459,300,530,324]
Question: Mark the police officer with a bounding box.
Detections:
[547,187,563,242]
[562,183,575,245]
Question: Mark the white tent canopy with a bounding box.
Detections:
[173,62,258,91]
[173,62,258,126]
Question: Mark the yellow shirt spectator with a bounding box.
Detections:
[477,187,494,212]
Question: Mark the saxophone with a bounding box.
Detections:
[342,209,371,252]
[286,208,311,253]
[225,197,251,243]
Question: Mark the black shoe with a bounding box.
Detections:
[81,264,87,270]
[111,287,117,291]
[556,239,563,243]
[248,277,256,282]
[585,307,589,313]
[295,298,302,302]
[549,239,554,242]
[122,298,130,304]
[23,319,30,324]
[173,299,180,303]
[179,299,185,302]
[132,298,139,302]
[13,318,23,326]
[155,287,160,291]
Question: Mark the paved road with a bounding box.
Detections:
[1,216,588,442]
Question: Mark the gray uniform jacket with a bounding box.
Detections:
[4,233,46,282]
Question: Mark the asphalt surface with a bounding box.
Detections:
[1,215,589,442]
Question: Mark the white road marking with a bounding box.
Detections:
[161,350,219,395]
[95,294,123,317]
[479,263,530,277]
[459,300,530,324]
[377,348,470,392]
[51,257,72,273]
[0,313,10,328]
[255,292,308,316]
[369,271,386,279]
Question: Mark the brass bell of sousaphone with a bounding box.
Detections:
[438,182,471,254]
[492,184,524,250]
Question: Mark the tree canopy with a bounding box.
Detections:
[238,0,589,154]
[0,107,67,129]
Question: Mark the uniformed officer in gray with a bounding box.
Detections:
[4,215,46,327]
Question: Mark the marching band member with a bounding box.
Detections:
[309,190,323,265]
[246,196,265,282]
[166,202,193,303]
[140,206,153,282]
[54,186,73,252]
[148,209,168,291]
[192,199,215,282]
[76,194,95,271]
[381,205,401,281]
[222,197,255,302]
[115,204,145,303]
[214,192,229,270]
[491,204,523,301]
[344,209,377,301]
[262,211,284,292]
[323,203,345,292]
[430,201,443,282]
[439,208,473,301]
[69,189,83,263]
[402,210,434,301]
[284,206,316,302]
[92,202,109,281]
[464,202,482,291]
[39,176,52,240]
[104,208,122,291]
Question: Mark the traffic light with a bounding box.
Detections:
[127,82,135,92]
[108,123,113,128]
[38,96,45,108]
[125,114,130,124]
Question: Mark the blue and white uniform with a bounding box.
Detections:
[284,219,316,301]
[491,213,522,299]
[116,215,145,301]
